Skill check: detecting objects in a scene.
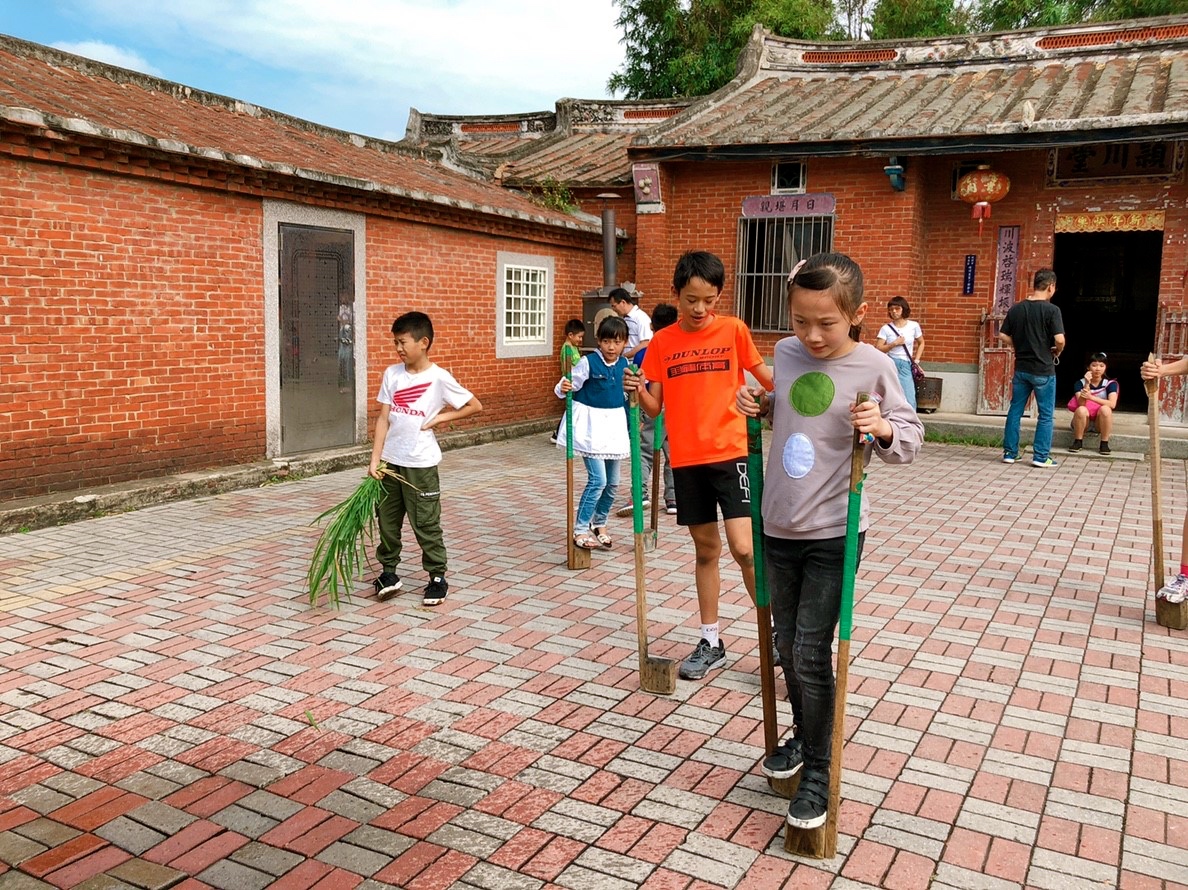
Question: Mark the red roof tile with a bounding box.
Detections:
[632,16,1188,154]
[0,35,594,233]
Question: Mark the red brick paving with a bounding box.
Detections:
[1,439,1187,888]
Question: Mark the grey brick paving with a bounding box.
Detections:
[1,439,1187,889]
[94,816,166,855]
[316,841,392,876]
[229,841,304,877]
[195,860,273,890]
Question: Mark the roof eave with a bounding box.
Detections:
[0,104,601,237]
[628,117,1188,160]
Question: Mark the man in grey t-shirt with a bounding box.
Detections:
[999,269,1066,467]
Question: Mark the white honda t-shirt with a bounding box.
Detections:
[375,363,474,468]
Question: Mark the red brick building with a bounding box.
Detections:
[6,16,1188,498]
[415,15,1188,420]
[0,37,608,498]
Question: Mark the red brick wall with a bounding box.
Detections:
[363,219,600,433]
[620,152,1188,366]
[2,152,604,498]
[2,159,266,498]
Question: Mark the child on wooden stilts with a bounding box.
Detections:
[737,253,923,829]
[555,315,631,550]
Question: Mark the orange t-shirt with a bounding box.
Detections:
[640,314,763,468]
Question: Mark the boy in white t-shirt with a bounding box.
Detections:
[369,311,482,606]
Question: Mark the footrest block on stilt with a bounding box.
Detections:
[1156,597,1188,630]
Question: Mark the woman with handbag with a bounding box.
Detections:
[876,296,925,411]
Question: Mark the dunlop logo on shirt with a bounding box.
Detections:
[667,347,732,378]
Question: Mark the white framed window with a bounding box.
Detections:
[771,161,806,194]
[736,215,834,332]
[496,252,554,358]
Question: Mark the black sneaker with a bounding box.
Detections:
[761,737,803,779]
[1068,439,1083,453]
[1099,441,1111,455]
[679,639,726,679]
[423,575,448,606]
[665,501,677,515]
[786,768,829,829]
[373,571,402,601]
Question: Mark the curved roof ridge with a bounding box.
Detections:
[757,13,1188,72]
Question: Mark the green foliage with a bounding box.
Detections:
[536,177,576,212]
[976,0,1183,30]
[870,0,967,38]
[608,0,834,99]
[609,0,1183,99]
[923,429,1003,447]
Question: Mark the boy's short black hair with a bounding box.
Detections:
[652,303,678,332]
[1034,268,1057,291]
[564,318,585,336]
[608,287,637,305]
[596,315,629,341]
[673,251,725,292]
[392,311,434,346]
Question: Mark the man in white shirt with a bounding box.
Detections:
[610,286,652,361]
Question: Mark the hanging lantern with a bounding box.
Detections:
[957,165,1011,235]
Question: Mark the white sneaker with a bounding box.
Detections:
[615,500,649,517]
[1157,573,1188,604]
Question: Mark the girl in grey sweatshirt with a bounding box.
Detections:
[737,252,924,831]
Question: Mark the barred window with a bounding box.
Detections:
[735,215,834,332]
[496,252,554,358]
[503,265,548,342]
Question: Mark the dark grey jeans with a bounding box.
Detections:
[765,532,864,775]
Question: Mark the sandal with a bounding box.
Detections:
[574,533,599,550]
[593,527,613,549]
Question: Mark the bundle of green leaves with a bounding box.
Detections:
[308,469,394,607]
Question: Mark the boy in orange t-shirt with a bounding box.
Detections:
[626,250,774,680]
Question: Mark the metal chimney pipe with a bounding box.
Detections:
[597,193,620,289]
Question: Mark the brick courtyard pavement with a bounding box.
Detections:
[0,436,1185,890]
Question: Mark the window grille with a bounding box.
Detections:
[735,215,834,332]
[771,162,806,194]
[503,264,548,343]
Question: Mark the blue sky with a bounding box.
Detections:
[0,1,625,141]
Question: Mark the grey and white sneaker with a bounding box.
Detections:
[615,499,649,518]
[679,639,726,680]
[1157,573,1188,604]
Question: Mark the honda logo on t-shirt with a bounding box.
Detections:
[390,382,431,417]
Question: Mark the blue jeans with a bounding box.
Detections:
[891,356,917,411]
[1002,370,1057,461]
[766,533,864,775]
[577,457,619,531]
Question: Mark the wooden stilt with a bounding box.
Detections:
[1146,352,1183,630]
[565,353,590,571]
[632,389,677,695]
[784,393,868,859]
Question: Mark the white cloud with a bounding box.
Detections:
[77,0,624,114]
[50,40,162,76]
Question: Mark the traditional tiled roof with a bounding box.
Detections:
[0,35,595,234]
[631,15,1188,156]
[407,99,691,187]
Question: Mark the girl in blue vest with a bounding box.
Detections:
[555,315,631,550]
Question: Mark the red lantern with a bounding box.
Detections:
[957,165,1011,235]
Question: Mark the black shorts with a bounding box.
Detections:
[672,457,751,526]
